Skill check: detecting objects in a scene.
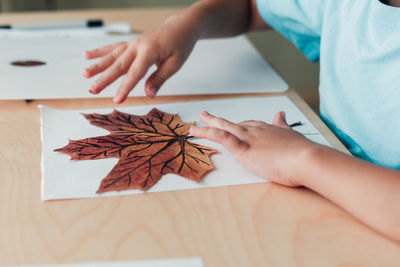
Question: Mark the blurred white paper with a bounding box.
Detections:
[40,96,329,201]
[0,35,287,100]
[9,258,203,267]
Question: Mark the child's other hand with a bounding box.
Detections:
[82,16,198,104]
[190,111,318,187]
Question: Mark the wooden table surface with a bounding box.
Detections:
[1,7,400,267]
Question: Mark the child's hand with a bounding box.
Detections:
[82,16,199,104]
[190,111,319,187]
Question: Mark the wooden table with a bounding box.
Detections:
[1,7,399,267]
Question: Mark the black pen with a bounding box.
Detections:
[289,121,303,128]
[0,19,103,30]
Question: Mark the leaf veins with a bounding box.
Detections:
[54,108,218,193]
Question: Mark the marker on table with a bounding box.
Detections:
[0,19,103,30]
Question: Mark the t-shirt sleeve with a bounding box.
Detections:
[256,0,326,62]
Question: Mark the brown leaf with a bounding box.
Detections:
[54,108,217,193]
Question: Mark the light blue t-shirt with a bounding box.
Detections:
[257,0,400,169]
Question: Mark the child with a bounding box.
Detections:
[82,0,400,242]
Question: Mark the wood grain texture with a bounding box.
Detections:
[1,8,400,266]
[0,7,182,32]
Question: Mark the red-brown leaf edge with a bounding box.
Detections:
[54,108,218,193]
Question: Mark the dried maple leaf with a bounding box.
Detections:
[54,108,217,193]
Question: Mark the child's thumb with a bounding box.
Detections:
[272,111,290,129]
[145,57,180,98]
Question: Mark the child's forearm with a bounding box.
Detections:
[299,146,400,242]
[177,0,269,40]
[190,111,400,242]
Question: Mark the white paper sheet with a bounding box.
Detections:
[0,35,287,100]
[7,258,203,267]
[40,96,330,201]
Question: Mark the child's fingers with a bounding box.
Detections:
[145,56,180,98]
[272,111,290,129]
[83,51,121,79]
[190,126,248,155]
[90,51,134,94]
[84,42,126,59]
[114,53,155,104]
[238,120,267,127]
[84,44,128,82]
[83,57,113,79]
[199,111,247,137]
